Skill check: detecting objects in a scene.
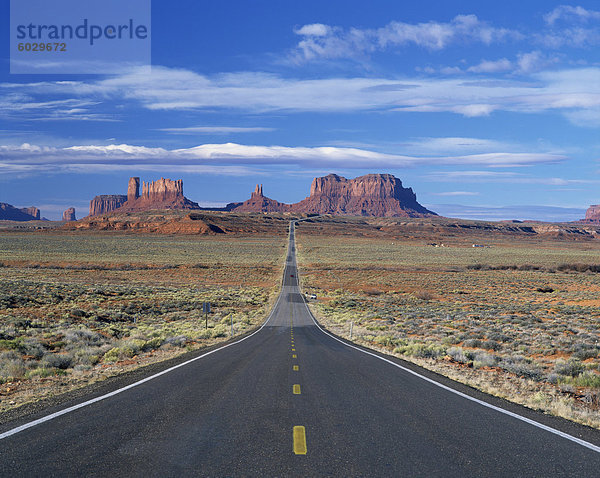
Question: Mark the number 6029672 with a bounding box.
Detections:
[17,43,67,52]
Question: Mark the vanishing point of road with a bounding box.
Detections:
[1,221,600,477]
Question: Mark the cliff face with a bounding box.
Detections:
[584,205,600,222]
[294,173,434,217]
[0,203,41,221]
[89,195,127,217]
[229,174,435,217]
[88,177,200,217]
[62,207,76,222]
[20,207,40,220]
[122,177,199,211]
[128,177,140,202]
[233,184,290,213]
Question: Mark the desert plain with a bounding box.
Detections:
[1,212,600,430]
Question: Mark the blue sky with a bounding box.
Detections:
[2,0,600,221]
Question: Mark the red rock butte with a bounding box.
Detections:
[62,207,76,222]
[0,203,40,221]
[584,205,600,222]
[89,177,199,216]
[231,173,436,217]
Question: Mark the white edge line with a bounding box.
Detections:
[293,224,600,455]
[0,228,295,442]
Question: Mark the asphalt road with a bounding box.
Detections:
[1,222,600,476]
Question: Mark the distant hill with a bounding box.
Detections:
[0,203,40,221]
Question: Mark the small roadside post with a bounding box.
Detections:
[203,302,211,330]
[350,321,354,340]
[230,314,233,337]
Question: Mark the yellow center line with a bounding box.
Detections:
[293,426,307,455]
[292,354,297,358]
[293,365,299,371]
[292,348,295,351]
[293,384,301,394]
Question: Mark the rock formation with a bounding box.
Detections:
[230,174,435,217]
[0,203,41,221]
[584,205,600,222]
[291,174,434,217]
[128,177,140,202]
[20,206,40,220]
[88,177,200,216]
[122,177,199,211]
[62,207,76,222]
[233,184,290,213]
[89,195,127,217]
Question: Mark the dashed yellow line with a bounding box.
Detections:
[293,426,307,455]
[292,348,296,351]
[292,354,297,358]
[293,365,299,371]
[293,384,301,394]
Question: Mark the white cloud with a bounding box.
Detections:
[431,191,480,196]
[468,58,512,73]
[0,142,566,177]
[426,170,600,185]
[291,15,520,62]
[3,65,600,125]
[295,23,331,37]
[516,51,558,74]
[539,6,600,47]
[157,126,275,134]
[544,5,600,25]
[403,137,512,154]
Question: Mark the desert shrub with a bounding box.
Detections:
[442,335,460,345]
[64,328,103,346]
[42,353,73,370]
[164,335,189,346]
[414,290,433,301]
[481,340,502,351]
[560,372,600,389]
[499,355,543,380]
[21,338,46,359]
[395,342,446,359]
[554,359,585,377]
[70,308,88,318]
[102,347,120,362]
[72,345,108,366]
[142,337,163,351]
[447,347,469,364]
[463,338,482,348]
[571,344,599,361]
[472,351,497,368]
[0,351,26,380]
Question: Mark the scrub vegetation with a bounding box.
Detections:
[295,226,600,428]
[0,232,286,411]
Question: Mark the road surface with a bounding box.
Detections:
[1,221,600,476]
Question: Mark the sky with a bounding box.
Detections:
[1,0,600,221]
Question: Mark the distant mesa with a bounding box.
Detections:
[89,195,127,217]
[62,207,77,222]
[584,205,600,223]
[230,173,436,217]
[291,173,435,217]
[0,203,40,221]
[89,177,200,216]
[86,173,434,219]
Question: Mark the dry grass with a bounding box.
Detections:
[0,232,286,411]
[296,227,600,428]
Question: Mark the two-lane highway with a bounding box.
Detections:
[1,221,600,476]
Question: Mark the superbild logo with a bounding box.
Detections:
[10,0,151,74]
